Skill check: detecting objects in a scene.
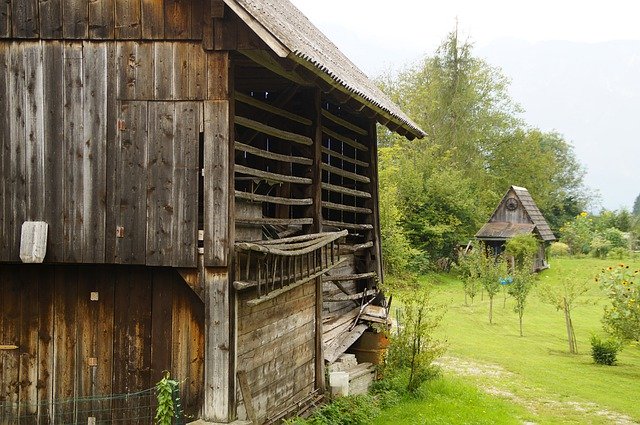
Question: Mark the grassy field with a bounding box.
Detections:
[390,257,640,423]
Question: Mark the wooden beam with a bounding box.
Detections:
[235,92,312,126]
[321,164,370,184]
[321,201,372,215]
[239,49,308,85]
[235,115,313,146]
[321,182,371,199]
[235,164,312,185]
[321,147,369,168]
[203,268,231,422]
[322,126,368,151]
[235,142,312,165]
[321,109,367,136]
[235,217,313,226]
[322,272,377,282]
[237,370,257,424]
[322,221,374,231]
[234,190,313,206]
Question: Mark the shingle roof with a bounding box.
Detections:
[510,186,556,242]
[476,222,537,240]
[224,0,426,139]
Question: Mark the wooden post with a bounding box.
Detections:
[367,120,384,285]
[310,88,326,392]
[203,50,236,422]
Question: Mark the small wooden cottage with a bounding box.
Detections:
[0,0,424,423]
[476,186,556,271]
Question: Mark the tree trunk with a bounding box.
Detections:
[489,296,493,324]
[519,313,523,337]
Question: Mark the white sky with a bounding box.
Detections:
[290,0,640,210]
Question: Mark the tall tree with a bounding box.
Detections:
[633,193,640,216]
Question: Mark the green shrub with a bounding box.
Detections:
[608,247,631,260]
[590,335,621,366]
[549,242,570,257]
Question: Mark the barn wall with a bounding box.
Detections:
[0,40,228,266]
[0,0,207,40]
[236,280,317,422]
[0,264,204,423]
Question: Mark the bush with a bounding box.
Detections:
[549,242,570,257]
[597,264,640,343]
[608,247,631,260]
[590,335,621,366]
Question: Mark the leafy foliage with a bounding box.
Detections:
[155,372,179,425]
[507,267,537,337]
[385,287,446,393]
[376,28,588,274]
[537,277,591,353]
[590,335,621,366]
[284,394,382,425]
[597,264,640,343]
[549,242,570,257]
[504,234,538,270]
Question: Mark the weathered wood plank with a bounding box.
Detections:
[173,102,199,267]
[322,126,367,151]
[146,101,176,266]
[321,201,372,215]
[89,0,115,39]
[321,163,370,184]
[324,324,368,363]
[115,0,141,39]
[1,268,21,422]
[53,267,78,424]
[38,0,63,38]
[203,99,228,267]
[8,45,27,261]
[23,44,45,228]
[235,142,313,166]
[112,268,152,422]
[153,42,174,99]
[321,109,368,136]
[83,42,108,263]
[322,220,373,231]
[187,42,206,99]
[91,268,115,423]
[18,268,39,421]
[235,116,312,146]
[104,43,119,262]
[235,164,312,185]
[203,269,230,422]
[234,190,312,206]
[141,0,164,39]
[36,267,55,423]
[115,101,148,264]
[62,44,84,262]
[321,182,371,199]
[11,0,39,38]
[172,42,189,99]
[235,92,312,126]
[321,146,369,168]
[164,0,190,39]
[235,217,313,227]
[0,0,10,37]
[0,45,10,261]
[116,41,154,100]
[62,0,88,38]
[150,271,173,384]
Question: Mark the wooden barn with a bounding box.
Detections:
[0,0,424,423]
[476,186,556,271]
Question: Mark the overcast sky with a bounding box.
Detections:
[290,0,640,210]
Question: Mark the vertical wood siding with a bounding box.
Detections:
[1,0,205,40]
[0,264,204,423]
[0,40,212,267]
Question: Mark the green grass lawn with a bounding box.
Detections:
[372,376,530,425]
[400,257,640,423]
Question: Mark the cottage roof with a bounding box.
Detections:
[475,222,537,241]
[224,0,426,139]
[476,186,556,242]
